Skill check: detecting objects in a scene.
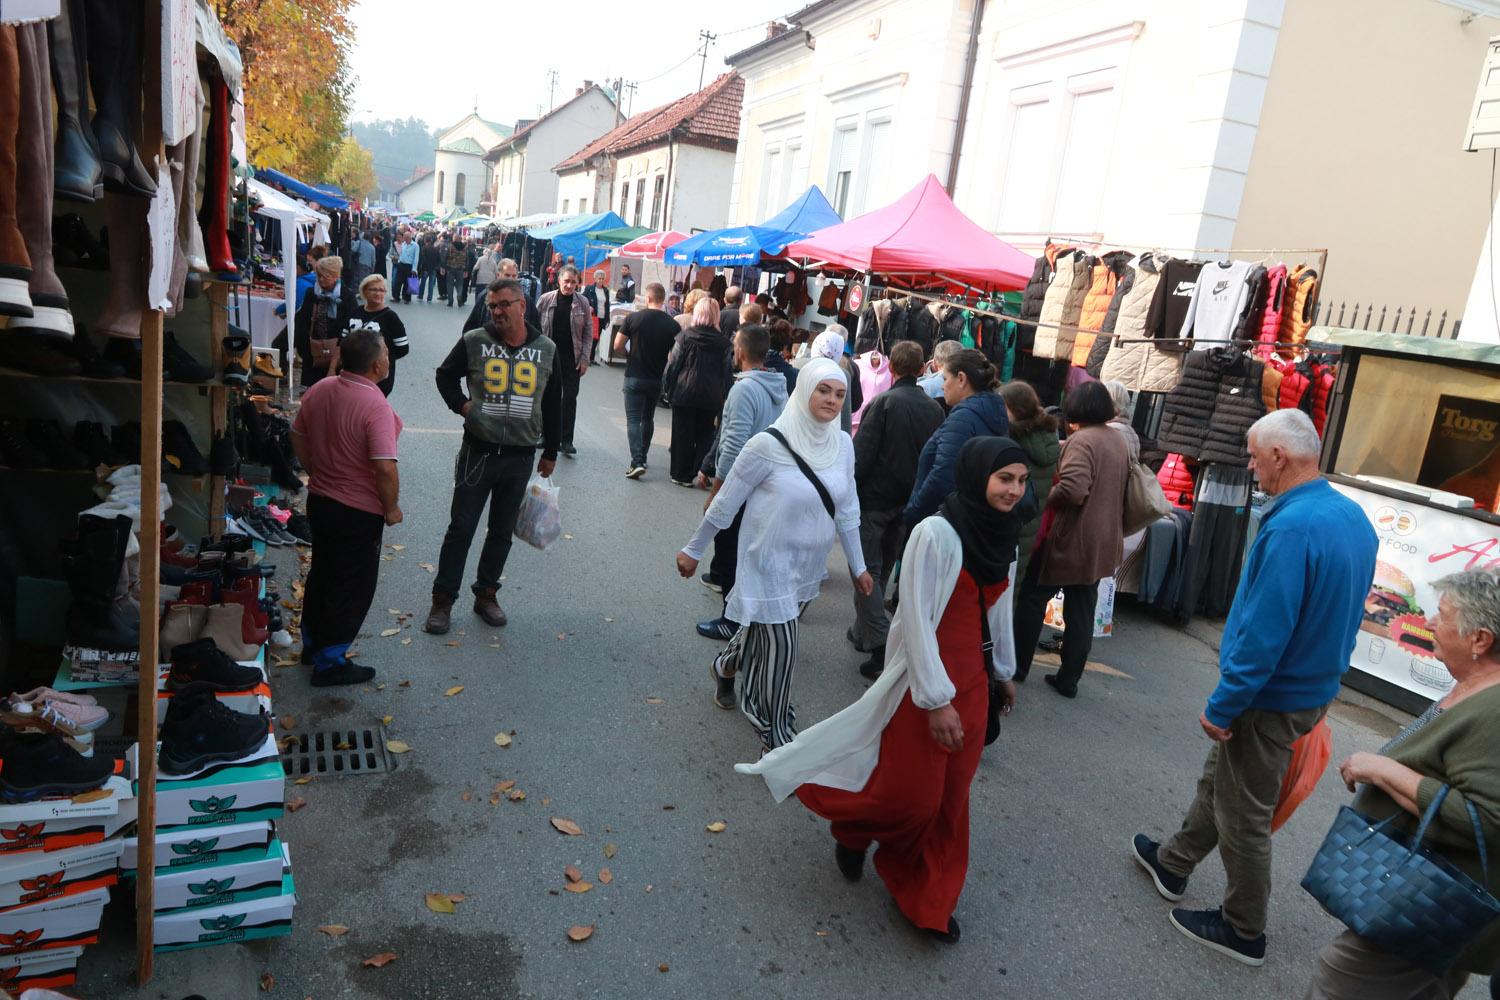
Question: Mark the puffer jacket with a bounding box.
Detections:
[661,325,733,410]
[1256,264,1288,358]
[1085,264,1134,376]
[1033,250,1090,361]
[1098,254,1183,392]
[1277,264,1319,358]
[1273,356,1311,410]
[883,297,910,349]
[1232,264,1268,343]
[1018,246,1067,353]
[1010,418,1061,582]
[1302,361,1335,435]
[1155,348,1267,466]
[1157,453,1196,509]
[1260,362,1283,413]
[903,391,1010,524]
[905,299,938,357]
[1073,251,1132,367]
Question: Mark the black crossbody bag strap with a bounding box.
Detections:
[764,427,836,519]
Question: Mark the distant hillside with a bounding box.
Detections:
[350,117,438,197]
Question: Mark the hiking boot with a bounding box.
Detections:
[167,638,261,691]
[221,332,250,386]
[1131,834,1188,902]
[158,683,269,775]
[0,732,114,802]
[1168,907,1266,967]
[208,432,237,477]
[162,420,210,475]
[424,594,454,635]
[473,587,507,627]
[710,662,735,710]
[252,351,283,380]
[310,659,376,687]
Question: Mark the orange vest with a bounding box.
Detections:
[1277,264,1319,358]
[1071,262,1119,366]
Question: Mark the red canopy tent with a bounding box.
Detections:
[784,174,1034,292]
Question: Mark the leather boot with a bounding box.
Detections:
[473,586,508,627]
[158,603,207,653]
[0,27,33,319]
[59,514,140,651]
[199,74,234,274]
[94,192,148,340]
[424,593,454,635]
[47,0,101,203]
[202,603,259,661]
[83,0,155,198]
[10,24,74,339]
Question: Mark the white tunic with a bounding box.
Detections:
[682,433,866,625]
[736,516,1016,802]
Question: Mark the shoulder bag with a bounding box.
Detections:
[764,428,835,519]
[1122,459,1172,535]
[1300,784,1500,973]
[978,584,1002,746]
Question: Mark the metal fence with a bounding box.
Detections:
[1310,298,1461,339]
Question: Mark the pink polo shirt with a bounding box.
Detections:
[291,373,403,515]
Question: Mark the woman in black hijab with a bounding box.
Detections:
[770,436,1032,945]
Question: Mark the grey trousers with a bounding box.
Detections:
[1157,704,1326,938]
[849,505,904,649]
[1304,930,1470,1000]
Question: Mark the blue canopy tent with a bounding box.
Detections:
[531,210,628,271]
[254,167,350,210]
[663,186,840,267]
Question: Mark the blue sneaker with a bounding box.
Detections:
[696,617,738,641]
[1169,907,1266,967]
[1132,834,1187,901]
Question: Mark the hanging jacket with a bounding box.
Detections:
[1260,362,1283,413]
[1232,264,1269,344]
[1033,249,1089,361]
[1157,453,1196,509]
[1155,348,1267,466]
[1311,364,1335,435]
[935,303,966,346]
[1273,356,1312,411]
[1018,246,1065,353]
[1073,251,1131,368]
[1085,265,1135,377]
[853,351,894,431]
[1255,263,1289,358]
[904,298,938,357]
[1099,254,1183,393]
[1146,259,1204,346]
[1278,264,1320,358]
[883,296,910,350]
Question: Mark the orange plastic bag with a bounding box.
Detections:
[1271,718,1332,832]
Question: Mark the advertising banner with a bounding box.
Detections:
[1329,481,1500,698]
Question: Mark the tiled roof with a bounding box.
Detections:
[554,73,744,173]
[438,137,486,155]
[484,85,616,160]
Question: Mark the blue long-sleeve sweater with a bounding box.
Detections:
[1206,478,1377,728]
[903,392,1009,525]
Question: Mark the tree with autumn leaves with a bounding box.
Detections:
[213,0,376,200]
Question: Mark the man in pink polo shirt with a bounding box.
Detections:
[290,329,403,686]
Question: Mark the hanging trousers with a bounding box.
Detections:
[302,492,385,669]
[713,620,799,750]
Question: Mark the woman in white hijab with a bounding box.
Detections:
[677,359,875,751]
[792,327,862,432]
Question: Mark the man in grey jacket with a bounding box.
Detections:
[696,324,788,646]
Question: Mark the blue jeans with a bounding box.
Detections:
[420,271,436,301]
[622,377,660,467]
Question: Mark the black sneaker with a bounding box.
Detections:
[73,420,127,466]
[164,331,212,383]
[209,432,238,477]
[158,683,270,775]
[1131,834,1188,901]
[710,662,735,710]
[310,660,376,687]
[0,419,48,469]
[168,639,262,692]
[696,617,737,641]
[1168,907,1266,967]
[102,337,143,379]
[0,732,114,802]
[0,332,83,377]
[28,419,91,470]
[282,511,312,545]
[700,574,723,594]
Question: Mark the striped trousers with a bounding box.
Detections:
[714,620,800,750]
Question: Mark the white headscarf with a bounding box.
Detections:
[810,329,845,361]
[766,357,847,469]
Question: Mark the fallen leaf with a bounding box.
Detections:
[294,777,313,786]
[603,843,618,859]
[564,865,583,883]
[488,643,501,648]
[69,788,113,804]
[381,714,393,725]
[382,555,393,561]
[424,892,455,914]
[386,740,412,754]
[508,789,526,801]
[659,963,670,973]
[489,792,501,806]
[272,656,298,668]
[362,951,398,968]
[444,685,464,696]
[446,893,467,903]
[541,797,552,806]
[706,821,727,833]
[279,716,296,730]
[444,640,461,648]
[387,608,401,614]
[390,544,405,551]
[494,780,516,793]
[278,735,298,751]
[400,638,412,646]
[398,680,411,688]
[419,562,435,573]
[563,881,593,894]
[316,924,349,937]
[556,633,566,641]
[598,868,613,884]
[566,924,593,942]
[550,817,584,836]
[815,929,829,937]
[461,790,472,802]
[645,697,664,705]
[376,683,387,691]
[260,971,275,992]
[380,628,401,637]
[493,732,512,748]
[287,797,308,813]
[336,741,351,751]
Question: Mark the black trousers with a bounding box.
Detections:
[1012,557,1099,692]
[558,365,581,448]
[670,405,717,483]
[392,262,412,302]
[708,507,745,595]
[434,444,533,599]
[302,492,385,667]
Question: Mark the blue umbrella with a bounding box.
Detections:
[663,185,839,267]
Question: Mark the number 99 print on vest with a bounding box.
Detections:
[462,329,557,449]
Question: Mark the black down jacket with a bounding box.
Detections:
[1154,348,1266,466]
[1018,253,1054,353]
[662,325,733,410]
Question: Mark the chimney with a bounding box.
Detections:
[766,20,789,40]
[583,79,593,90]
[575,86,583,97]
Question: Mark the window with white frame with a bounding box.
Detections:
[757,137,804,218]
[650,175,665,229]
[827,116,858,217]
[633,178,646,226]
[825,106,892,219]
[578,198,587,214]
[562,198,570,213]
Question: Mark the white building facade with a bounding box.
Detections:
[429,113,511,217]
[485,84,621,219]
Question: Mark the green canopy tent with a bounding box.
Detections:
[584,225,654,246]
[414,211,436,222]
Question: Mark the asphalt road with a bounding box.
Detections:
[86,295,1490,999]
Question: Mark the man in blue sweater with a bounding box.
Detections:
[1131,409,1377,968]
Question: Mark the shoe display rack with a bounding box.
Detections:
[0,1,294,985]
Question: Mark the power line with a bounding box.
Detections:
[697,29,718,90]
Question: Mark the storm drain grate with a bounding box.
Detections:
[279,728,392,777]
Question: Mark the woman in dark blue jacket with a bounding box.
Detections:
[903,349,1009,525]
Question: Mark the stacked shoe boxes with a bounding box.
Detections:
[0,776,135,995]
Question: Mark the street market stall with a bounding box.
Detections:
[530,210,627,272]
[664,185,841,269]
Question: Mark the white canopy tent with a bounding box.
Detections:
[249,178,327,390]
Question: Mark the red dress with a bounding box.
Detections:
[797,569,1004,931]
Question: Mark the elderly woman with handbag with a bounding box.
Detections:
[1303,567,1500,999]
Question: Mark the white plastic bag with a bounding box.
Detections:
[1042,578,1116,638]
[513,475,562,550]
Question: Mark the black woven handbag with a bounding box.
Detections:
[1301,784,1500,973]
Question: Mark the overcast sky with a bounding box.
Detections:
[348,0,795,129]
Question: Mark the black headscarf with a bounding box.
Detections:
[940,436,1034,586]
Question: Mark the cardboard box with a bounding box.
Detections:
[153,872,295,952]
[0,798,136,856]
[0,841,120,912]
[149,763,284,831]
[0,945,82,995]
[0,888,107,957]
[149,838,285,912]
[121,820,272,872]
[154,732,279,782]
[0,775,131,827]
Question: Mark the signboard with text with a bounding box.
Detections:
[1330,481,1500,699]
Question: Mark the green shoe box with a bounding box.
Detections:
[127,745,284,829]
[125,839,286,912]
[121,820,273,871]
[153,870,296,953]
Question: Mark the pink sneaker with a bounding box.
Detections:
[10,687,98,708]
[266,504,293,524]
[38,699,110,736]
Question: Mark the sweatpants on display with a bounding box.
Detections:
[713,620,799,749]
[433,443,532,599]
[302,493,385,668]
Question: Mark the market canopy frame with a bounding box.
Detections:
[663,185,840,267]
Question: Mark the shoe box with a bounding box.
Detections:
[57,647,140,686]
[0,841,121,912]
[0,795,136,856]
[126,745,284,829]
[0,887,109,956]
[153,868,295,953]
[0,944,83,994]
[121,820,273,872]
[132,838,286,913]
[153,669,271,725]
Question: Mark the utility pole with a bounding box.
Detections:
[621,80,638,118]
[546,69,559,110]
[697,29,717,90]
